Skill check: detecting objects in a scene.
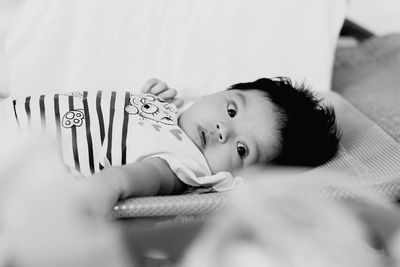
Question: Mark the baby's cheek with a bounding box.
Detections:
[204,146,234,173]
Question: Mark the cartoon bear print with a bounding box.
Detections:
[124,94,177,125]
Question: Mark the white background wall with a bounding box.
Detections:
[347,0,400,35]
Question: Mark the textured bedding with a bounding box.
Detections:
[333,34,400,143]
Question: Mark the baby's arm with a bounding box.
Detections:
[82,158,186,211]
[81,79,186,212]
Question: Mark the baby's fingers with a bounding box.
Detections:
[157,87,178,100]
[141,78,160,93]
[150,82,173,97]
[141,78,180,103]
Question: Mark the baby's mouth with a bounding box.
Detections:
[197,126,207,149]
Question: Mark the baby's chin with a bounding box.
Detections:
[178,116,202,152]
[204,156,232,175]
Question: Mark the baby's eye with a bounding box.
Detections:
[237,142,248,159]
[227,103,237,118]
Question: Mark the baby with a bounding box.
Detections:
[1,77,340,207]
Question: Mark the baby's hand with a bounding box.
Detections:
[141,78,184,108]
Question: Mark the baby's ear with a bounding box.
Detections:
[125,105,138,115]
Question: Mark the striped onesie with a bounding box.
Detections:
[1,91,237,191]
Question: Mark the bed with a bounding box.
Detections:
[1,0,400,266]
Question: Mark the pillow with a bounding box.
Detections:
[4,0,346,98]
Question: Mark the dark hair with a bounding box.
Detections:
[229,77,340,167]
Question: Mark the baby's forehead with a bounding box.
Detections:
[226,89,271,107]
[226,88,266,97]
[230,89,282,162]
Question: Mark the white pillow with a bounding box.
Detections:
[4,0,347,98]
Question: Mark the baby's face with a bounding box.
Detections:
[178,89,281,174]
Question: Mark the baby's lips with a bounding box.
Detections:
[196,126,207,151]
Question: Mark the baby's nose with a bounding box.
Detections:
[216,122,232,143]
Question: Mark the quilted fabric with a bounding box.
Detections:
[113,192,230,218]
